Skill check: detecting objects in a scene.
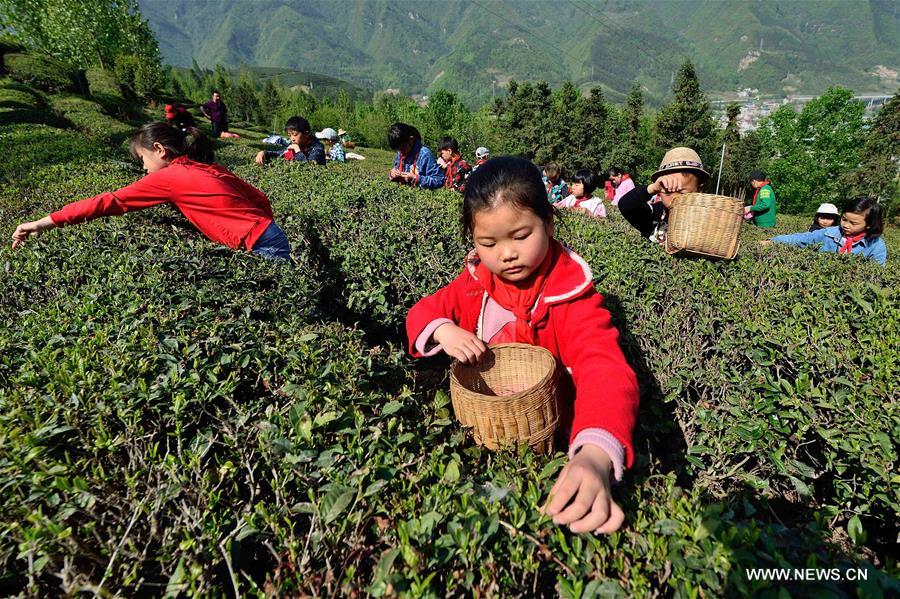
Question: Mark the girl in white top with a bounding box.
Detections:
[555,169,607,218]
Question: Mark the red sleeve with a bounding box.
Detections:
[555,289,640,467]
[406,269,470,357]
[50,171,172,227]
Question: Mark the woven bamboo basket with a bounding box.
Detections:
[665,193,744,260]
[449,343,559,454]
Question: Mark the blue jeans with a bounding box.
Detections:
[251,221,292,262]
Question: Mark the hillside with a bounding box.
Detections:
[139,0,899,105]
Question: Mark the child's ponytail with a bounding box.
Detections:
[130,122,216,165]
[182,126,215,164]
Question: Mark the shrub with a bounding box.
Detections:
[85,67,122,98]
[3,52,81,94]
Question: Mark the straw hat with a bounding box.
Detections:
[337,128,347,136]
[815,203,840,216]
[651,147,709,182]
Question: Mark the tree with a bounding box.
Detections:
[0,0,162,96]
[757,87,866,214]
[231,75,260,124]
[620,82,644,173]
[575,86,610,174]
[841,91,900,220]
[541,81,580,171]
[258,78,284,132]
[654,59,715,165]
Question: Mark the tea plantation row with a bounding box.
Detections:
[0,81,898,597]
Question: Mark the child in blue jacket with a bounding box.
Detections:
[768,197,887,266]
[388,123,444,190]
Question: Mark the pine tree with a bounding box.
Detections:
[258,79,283,132]
[841,91,900,219]
[654,59,715,162]
[621,82,644,173]
[575,86,609,174]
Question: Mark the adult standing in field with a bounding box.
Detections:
[388,122,444,190]
[11,122,292,261]
[617,147,709,244]
[744,171,777,228]
[200,91,229,138]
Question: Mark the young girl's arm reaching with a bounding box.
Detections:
[542,288,639,534]
[406,269,486,363]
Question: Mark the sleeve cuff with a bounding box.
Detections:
[414,318,454,356]
[569,428,626,483]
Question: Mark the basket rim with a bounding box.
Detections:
[450,342,557,403]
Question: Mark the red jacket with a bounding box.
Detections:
[406,242,640,466]
[50,156,274,251]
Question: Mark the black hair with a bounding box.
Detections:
[808,212,840,232]
[748,170,766,182]
[571,169,598,195]
[438,136,459,153]
[543,162,561,181]
[607,166,624,178]
[387,122,421,150]
[129,122,215,164]
[462,156,556,239]
[284,116,311,133]
[842,196,883,238]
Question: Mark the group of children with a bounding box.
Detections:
[388,122,490,192]
[8,120,890,539]
[256,116,349,166]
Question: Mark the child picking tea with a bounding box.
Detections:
[406,157,639,534]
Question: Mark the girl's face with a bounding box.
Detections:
[137,143,169,173]
[439,148,453,161]
[472,201,553,284]
[570,181,586,197]
[840,211,868,236]
[544,171,558,184]
[817,214,839,228]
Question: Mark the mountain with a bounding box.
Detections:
[139,0,899,106]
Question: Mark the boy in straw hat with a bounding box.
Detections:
[617,147,709,244]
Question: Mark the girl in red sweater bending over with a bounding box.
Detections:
[11,122,292,261]
[406,156,639,535]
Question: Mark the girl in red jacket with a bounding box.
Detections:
[406,157,639,535]
[11,122,292,261]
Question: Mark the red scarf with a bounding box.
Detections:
[574,195,593,207]
[751,181,771,206]
[838,232,866,254]
[474,242,560,344]
[398,144,421,174]
[444,154,461,188]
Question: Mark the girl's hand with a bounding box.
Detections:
[255,151,267,165]
[12,216,55,249]
[542,444,625,534]
[432,323,486,364]
[758,240,773,246]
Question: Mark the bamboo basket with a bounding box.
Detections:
[665,193,744,260]
[449,343,559,454]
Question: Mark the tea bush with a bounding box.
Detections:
[2,53,81,94]
[0,96,898,597]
